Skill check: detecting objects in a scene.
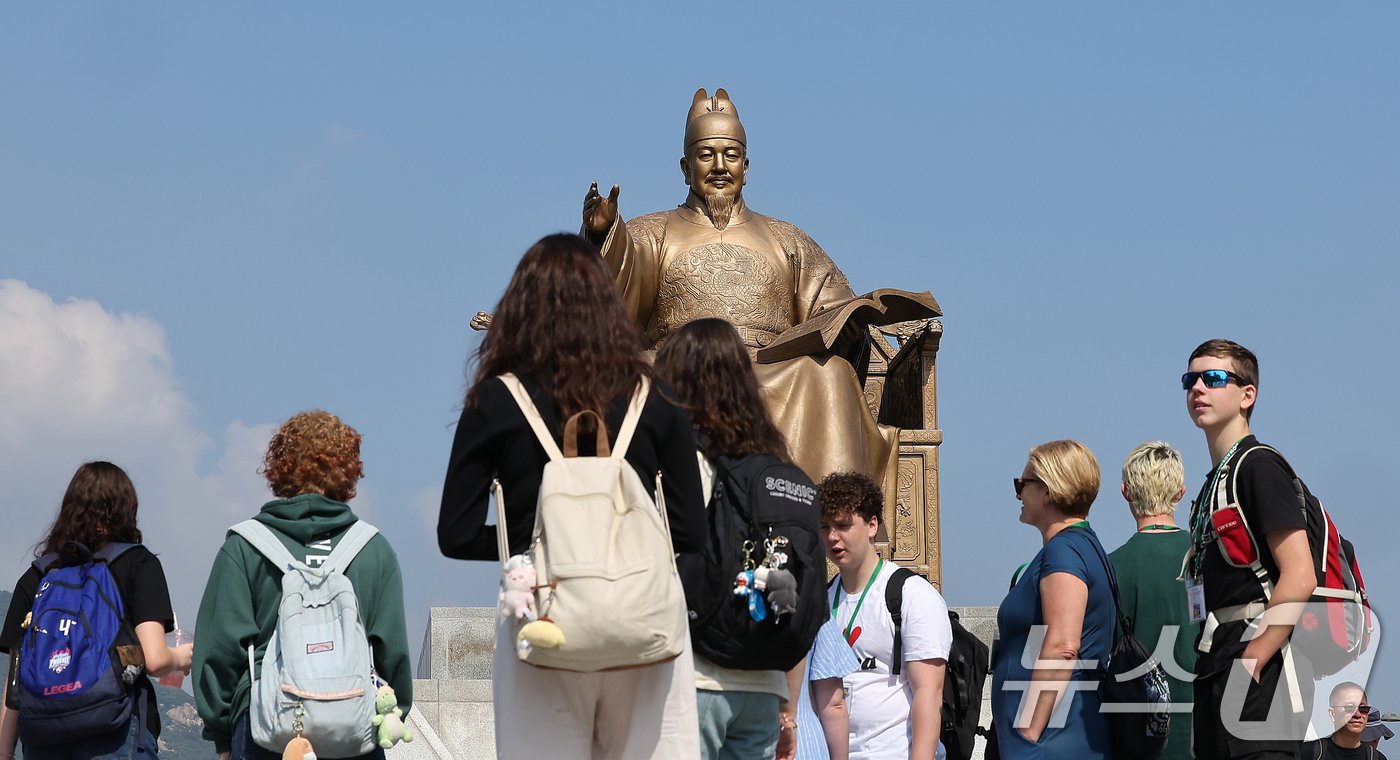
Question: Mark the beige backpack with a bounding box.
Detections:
[493,373,686,671]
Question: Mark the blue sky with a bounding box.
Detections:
[3,1,1396,726]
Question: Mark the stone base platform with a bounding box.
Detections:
[390,606,999,760]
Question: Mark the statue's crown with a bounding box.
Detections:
[684,87,746,150]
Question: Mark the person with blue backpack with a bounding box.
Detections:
[0,461,193,760]
[193,410,413,760]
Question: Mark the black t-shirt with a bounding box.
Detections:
[1,545,176,739]
[1188,436,1309,672]
[1303,737,1387,760]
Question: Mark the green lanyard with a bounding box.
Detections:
[832,557,884,639]
[1189,437,1245,577]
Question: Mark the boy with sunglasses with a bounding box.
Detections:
[1303,682,1386,760]
[1183,339,1317,759]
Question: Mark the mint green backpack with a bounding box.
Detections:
[231,520,380,756]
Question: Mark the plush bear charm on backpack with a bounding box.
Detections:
[500,554,538,622]
[765,569,798,617]
[762,536,799,617]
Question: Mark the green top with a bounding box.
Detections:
[1108,528,1199,760]
[192,494,414,752]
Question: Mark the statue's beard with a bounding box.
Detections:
[704,192,736,230]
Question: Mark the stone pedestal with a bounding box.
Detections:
[398,605,1000,760]
[387,608,497,760]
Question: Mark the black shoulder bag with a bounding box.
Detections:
[1079,528,1172,760]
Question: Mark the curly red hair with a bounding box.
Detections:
[262,410,364,502]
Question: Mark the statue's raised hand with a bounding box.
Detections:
[582,182,620,243]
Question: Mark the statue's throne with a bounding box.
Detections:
[864,319,944,590]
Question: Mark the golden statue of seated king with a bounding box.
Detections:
[582,88,940,505]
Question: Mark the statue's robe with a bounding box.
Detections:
[597,198,898,486]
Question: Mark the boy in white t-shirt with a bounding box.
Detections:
[819,472,952,760]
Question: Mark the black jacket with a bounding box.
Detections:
[438,373,706,561]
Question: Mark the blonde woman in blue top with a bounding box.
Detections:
[991,440,1114,759]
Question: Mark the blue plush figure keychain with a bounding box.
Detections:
[733,569,767,622]
[733,539,769,623]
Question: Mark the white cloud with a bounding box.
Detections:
[0,280,272,621]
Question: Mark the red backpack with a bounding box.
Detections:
[1208,444,1372,677]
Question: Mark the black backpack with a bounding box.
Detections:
[1075,527,1171,760]
[885,567,990,760]
[678,453,826,670]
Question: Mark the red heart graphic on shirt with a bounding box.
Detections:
[846,626,862,646]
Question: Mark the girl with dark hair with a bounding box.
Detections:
[653,317,790,464]
[0,462,192,760]
[655,317,840,760]
[654,318,820,760]
[438,233,706,758]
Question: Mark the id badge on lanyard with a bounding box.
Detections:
[1185,577,1207,624]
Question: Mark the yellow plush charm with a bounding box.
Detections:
[517,617,565,657]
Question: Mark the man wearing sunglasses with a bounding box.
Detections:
[1302,682,1387,759]
[1183,339,1317,759]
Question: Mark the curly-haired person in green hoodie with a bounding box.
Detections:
[193,411,413,760]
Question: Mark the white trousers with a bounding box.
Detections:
[492,616,701,759]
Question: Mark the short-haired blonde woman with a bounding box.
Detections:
[194,410,413,760]
[1108,441,1197,760]
[990,440,1113,759]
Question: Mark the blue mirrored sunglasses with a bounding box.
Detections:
[1181,369,1247,390]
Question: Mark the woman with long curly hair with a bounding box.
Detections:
[0,462,192,760]
[655,318,847,760]
[192,411,413,760]
[439,233,706,758]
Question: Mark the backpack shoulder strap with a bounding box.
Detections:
[93,542,140,564]
[497,373,566,462]
[1009,562,1030,591]
[885,567,917,676]
[31,552,60,574]
[319,521,380,576]
[610,377,651,460]
[230,520,302,570]
[713,454,767,523]
[1224,443,1284,507]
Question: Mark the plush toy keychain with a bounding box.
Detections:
[283,737,316,760]
[372,684,414,749]
[499,554,538,622]
[733,568,767,622]
[517,617,565,657]
[763,536,799,618]
[500,553,565,657]
[731,540,769,622]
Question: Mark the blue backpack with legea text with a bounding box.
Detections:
[17,542,144,746]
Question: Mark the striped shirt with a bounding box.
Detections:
[796,618,862,760]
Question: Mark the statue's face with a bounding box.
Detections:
[681,138,748,200]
